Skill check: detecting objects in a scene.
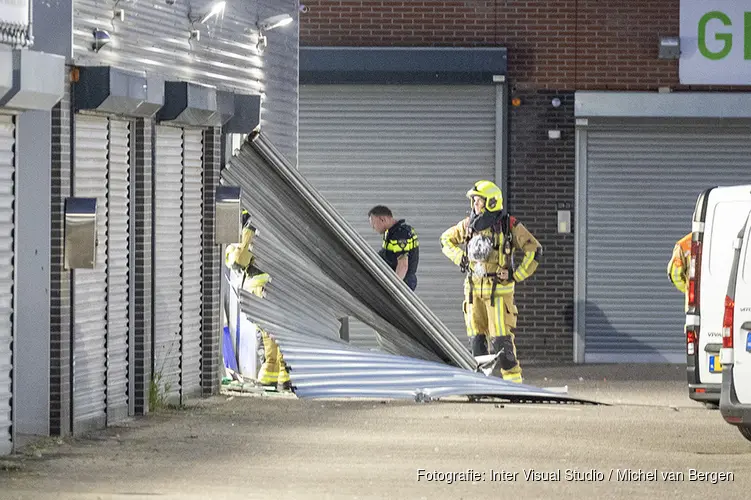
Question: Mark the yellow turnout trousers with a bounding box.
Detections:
[257,330,290,386]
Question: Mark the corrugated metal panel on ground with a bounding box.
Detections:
[73,114,109,432]
[583,125,751,362]
[106,119,131,423]
[154,125,183,403]
[221,132,477,370]
[72,0,298,166]
[298,85,496,350]
[0,116,14,455]
[181,129,203,398]
[268,328,597,404]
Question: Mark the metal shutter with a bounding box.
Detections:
[73,115,109,432]
[181,129,203,398]
[581,124,751,362]
[298,85,497,348]
[106,119,130,422]
[154,126,183,403]
[0,116,14,455]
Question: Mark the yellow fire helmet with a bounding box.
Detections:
[466,180,503,212]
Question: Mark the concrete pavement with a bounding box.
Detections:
[0,363,748,500]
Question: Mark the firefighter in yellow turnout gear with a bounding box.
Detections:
[224,210,290,390]
[440,181,542,383]
[248,273,290,389]
[667,233,692,312]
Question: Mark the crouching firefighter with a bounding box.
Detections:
[440,181,542,383]
[223,210,290,391]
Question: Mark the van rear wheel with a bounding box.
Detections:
[738,425,751,443]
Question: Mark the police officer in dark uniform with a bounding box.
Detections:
[367,205,420,291]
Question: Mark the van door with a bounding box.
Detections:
[733,219,751,404]
[699,186,751,386]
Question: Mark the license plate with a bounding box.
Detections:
[710,355,723,373]
[747,333,751,353]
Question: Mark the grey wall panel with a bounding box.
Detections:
[181,128,203,399]
[15,110,53,437]
[581,124,751,363]
[153,125,183,404]
[72,0,299,165]
[72,114,109,433]
[0,115,14,455]
[298,85,497,349]
[106,119,131,422]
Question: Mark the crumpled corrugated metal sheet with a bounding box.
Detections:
[221,132,477,369]
[268,329,599,404]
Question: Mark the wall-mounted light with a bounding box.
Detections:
[551,97,561,108]
[658,36,680,60]
[189,0,226,26]
[199,0,226,24]
[92,28,111,53]
[257,13,293,31]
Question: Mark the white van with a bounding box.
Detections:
[687,185,751,407]
[719,210,751,442]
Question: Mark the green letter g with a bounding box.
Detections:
[699,11,732,60]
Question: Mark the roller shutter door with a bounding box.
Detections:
[106,119,131,422]
[181,129,203,398]
[298,85,497,348]
[581,124,751,362]
[154,126,183,403]
[72,115,109,432]
[0,116,15,455]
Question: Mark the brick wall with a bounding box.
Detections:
[299,0,751,91]
[507,90,575,363]
[201,128,222,396]
[50,73,72,436]
[133,119,153,415]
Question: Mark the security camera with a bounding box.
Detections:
[299,4,309,13]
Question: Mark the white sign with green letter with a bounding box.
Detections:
[680,0,751,84]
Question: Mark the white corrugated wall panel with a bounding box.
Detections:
[181,129,203,398]
[298,85,497,349]
[0,116,14,455]
[73,115,109,432]
[72,0,298,166]
[583,125,751,362]
[258,2,299,166]
[154,126,184,403]
[106,119,130,422]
